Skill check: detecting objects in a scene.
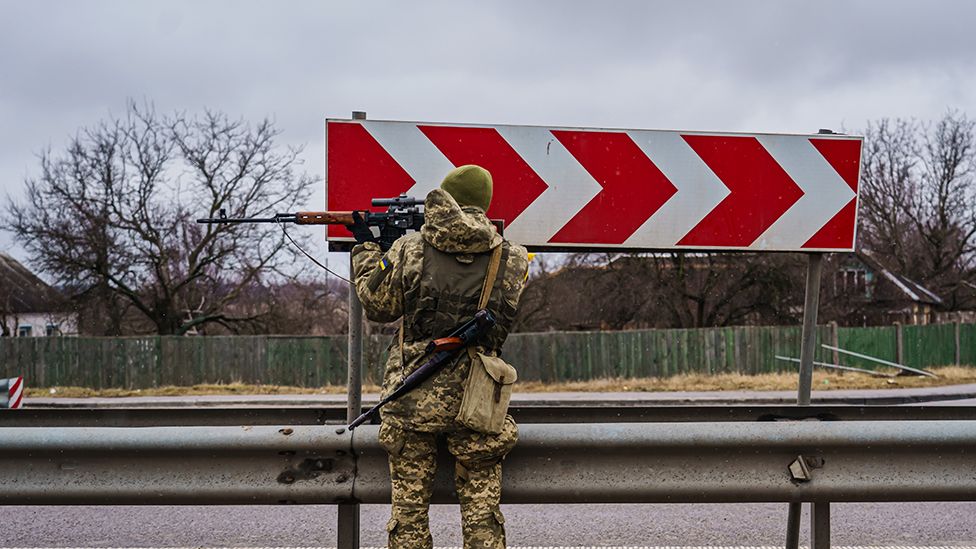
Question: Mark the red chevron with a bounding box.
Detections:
[803,198,857,249]
[548,131,677,244]
[802,138,862,249]
[418,125,548,227]
[326,121,415,238]
[678,135,804,247]
[809,138,860,192]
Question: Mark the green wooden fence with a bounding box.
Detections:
[1,323,973,389]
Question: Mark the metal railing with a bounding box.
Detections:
[7,403,976,426]
[3,418,975,506]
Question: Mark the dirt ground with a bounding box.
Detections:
[24,365,976,398]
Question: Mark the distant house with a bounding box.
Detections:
[0,253,77,336]
[826,250,943,326]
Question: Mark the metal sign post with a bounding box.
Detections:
[797,253,825,406]
[337,111,367,549]
[786,252,826,549]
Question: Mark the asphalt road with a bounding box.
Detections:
[3,502,976,547]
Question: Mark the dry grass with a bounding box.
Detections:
[517,365,976,393]
[24,366,976,398]
[26,382,380,399]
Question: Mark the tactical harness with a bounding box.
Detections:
[402,241,518,353]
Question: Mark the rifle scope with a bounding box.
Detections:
[372,194,422,208]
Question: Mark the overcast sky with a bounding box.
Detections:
[3,0,975,274]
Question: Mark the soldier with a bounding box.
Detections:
[348,164,529,549]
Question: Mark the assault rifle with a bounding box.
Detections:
[342,308,496,432]
[197,194,424,251]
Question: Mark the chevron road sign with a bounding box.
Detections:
[326,120,862,252]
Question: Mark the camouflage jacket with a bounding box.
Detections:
[351,189,529,432]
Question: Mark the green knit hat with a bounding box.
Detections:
[440,165,493,212]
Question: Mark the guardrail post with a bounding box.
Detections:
[829,321,839,366]
[787,252,824,549]
[1,376,25,409]
[339,121,366,549]
[811,501,830,549]
[785,504,801,549]
[955,319,962,365]
[894,321,904,365]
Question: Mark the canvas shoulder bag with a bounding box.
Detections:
[455,244,518,434]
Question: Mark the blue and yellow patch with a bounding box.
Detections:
[367,255,394,291]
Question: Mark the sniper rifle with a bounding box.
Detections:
[342,308,496,432]
[196,194,424,252]
[197,193,504,253]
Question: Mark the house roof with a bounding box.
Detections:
[0,253,71,313]
[857,250,943,306]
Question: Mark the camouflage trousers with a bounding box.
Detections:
[378,416,518,549]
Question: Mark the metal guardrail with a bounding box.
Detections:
[2,420,975,505]
[6,404,976,427]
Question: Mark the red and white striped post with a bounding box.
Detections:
[1,376,24,409]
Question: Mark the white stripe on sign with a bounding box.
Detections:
[498,125,601,242]
[627,130,730,247]
[753,134,855,250]
[362,120,455,199]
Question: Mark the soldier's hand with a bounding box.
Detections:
[377,224,403,253]
[346,211,376,245]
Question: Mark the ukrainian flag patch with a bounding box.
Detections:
[368,255,393,291]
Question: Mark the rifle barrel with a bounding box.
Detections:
[196,217,281,223]
[347,399,387,430]
[195,212,358,225]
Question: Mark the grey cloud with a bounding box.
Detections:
[2,0,976,260]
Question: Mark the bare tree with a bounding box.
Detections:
[220,277,349,335]
[642,253,800,328]
[859,111,976,309]
[511,253,559,332]
[4,101,314,335]
[519,252,801,331]
[858,118,920,274]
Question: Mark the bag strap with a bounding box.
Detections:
[466,244,503,361]
[478,244,503,310]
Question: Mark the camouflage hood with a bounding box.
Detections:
[421,188,502,254]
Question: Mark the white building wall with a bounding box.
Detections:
[1,311,78,337]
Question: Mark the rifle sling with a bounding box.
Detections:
[479,245,503,310]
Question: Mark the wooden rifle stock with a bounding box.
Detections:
[293,211,356,225]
